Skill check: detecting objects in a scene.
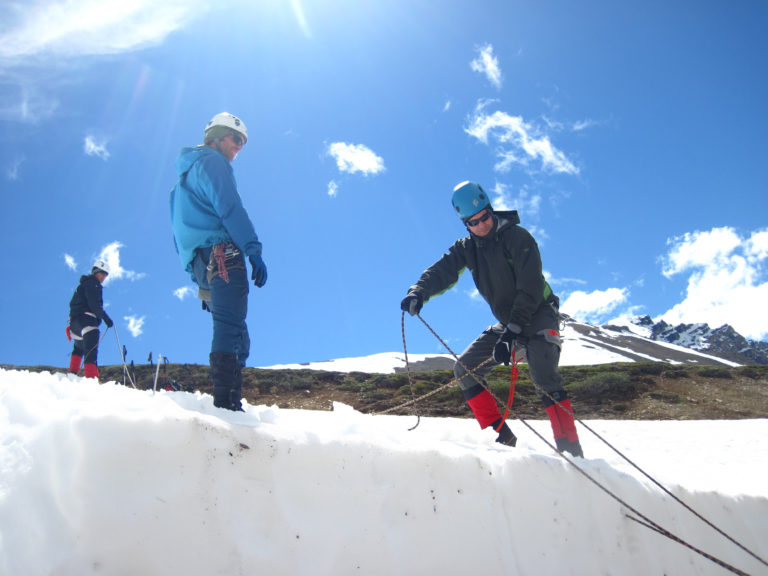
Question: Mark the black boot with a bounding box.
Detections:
[209,352,244,411]
[492,419,517,447]
[556,437,584,458]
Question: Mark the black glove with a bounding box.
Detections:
[250,255,268,287]
[103,314,114,328]
[493,324,522,365]
[400,293,423,316]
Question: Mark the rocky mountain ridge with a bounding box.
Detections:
[625,315,768,365]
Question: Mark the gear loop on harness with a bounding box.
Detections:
[206,242,245,284]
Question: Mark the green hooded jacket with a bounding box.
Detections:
[407,210,553,329]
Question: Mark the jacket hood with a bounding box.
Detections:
[493,210,520,230]
[175,146,220,177]
[469,209,520,243]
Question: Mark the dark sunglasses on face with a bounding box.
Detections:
[465,210,492,227]
[229,133,244,147]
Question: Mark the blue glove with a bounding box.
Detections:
[493,324,523,365]
[400,293,423,316]
[250,255,268,287]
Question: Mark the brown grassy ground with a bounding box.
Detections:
[8,362,767,421]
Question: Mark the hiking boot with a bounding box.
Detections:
[209,352,243,411]
[494,421,517,447]
[556,437,584,458]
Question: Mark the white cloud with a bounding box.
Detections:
[173,286,194,301]
[442,101,451,113]
[0,85,60,124]
[327,180,339,198]
[490,182,541,219]
[0,0,200,62]
[124,315,145,338]
[561,288,629,325]
[547,275,588,288]
[4,156,25,180]
[470,44,502,90]
[572,119,597,132]
[64,253,77,271]
[747,229,768,260]
[327,142,385,176]
[84,135,110,160]
[465,105,578,175]
[97,242,145,284]
[661,227,742,277]
[660,227,768,340]
[468,288,483,302]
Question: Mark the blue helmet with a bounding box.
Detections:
[451,181,491,220]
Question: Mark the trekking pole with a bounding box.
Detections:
[122,345,127,386]
[401,311,421,430]
[113,326,137,389]
[152,354,162,394]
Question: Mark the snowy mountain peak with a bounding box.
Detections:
[624,317,768,365]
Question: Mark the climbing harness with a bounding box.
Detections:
[393,311,765,576]
[207,242,244,284]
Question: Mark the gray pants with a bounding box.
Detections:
[454,301,565,404]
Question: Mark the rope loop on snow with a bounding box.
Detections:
[393,311,764,575]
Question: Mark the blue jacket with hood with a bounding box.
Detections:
[170,146,263,275]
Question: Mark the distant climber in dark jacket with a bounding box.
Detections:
[401,181,583,457]
[67,259,113,380]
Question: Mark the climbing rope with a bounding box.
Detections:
[390,312,763,575]
[494,346,519,433]
[71,326,111,372]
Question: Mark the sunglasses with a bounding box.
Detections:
[229,133,245,147]
[465,210,492,227]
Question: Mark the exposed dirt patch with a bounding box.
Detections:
[9,362,767,421]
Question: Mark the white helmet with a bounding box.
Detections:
[92,259,110,275]
[204,112,248,145]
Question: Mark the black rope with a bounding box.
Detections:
[394,312,760,575]
[532,384,767,569]
[625,515,752,576]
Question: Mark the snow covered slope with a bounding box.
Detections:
[260,320,741,374]
[1,368,766,575]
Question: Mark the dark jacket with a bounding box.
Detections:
[407,210,553,329]
[69,274,109,324]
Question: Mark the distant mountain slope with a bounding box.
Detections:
[600,315,768,366]
[259,316,756,374]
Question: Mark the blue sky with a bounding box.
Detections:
[1,0,767,369]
